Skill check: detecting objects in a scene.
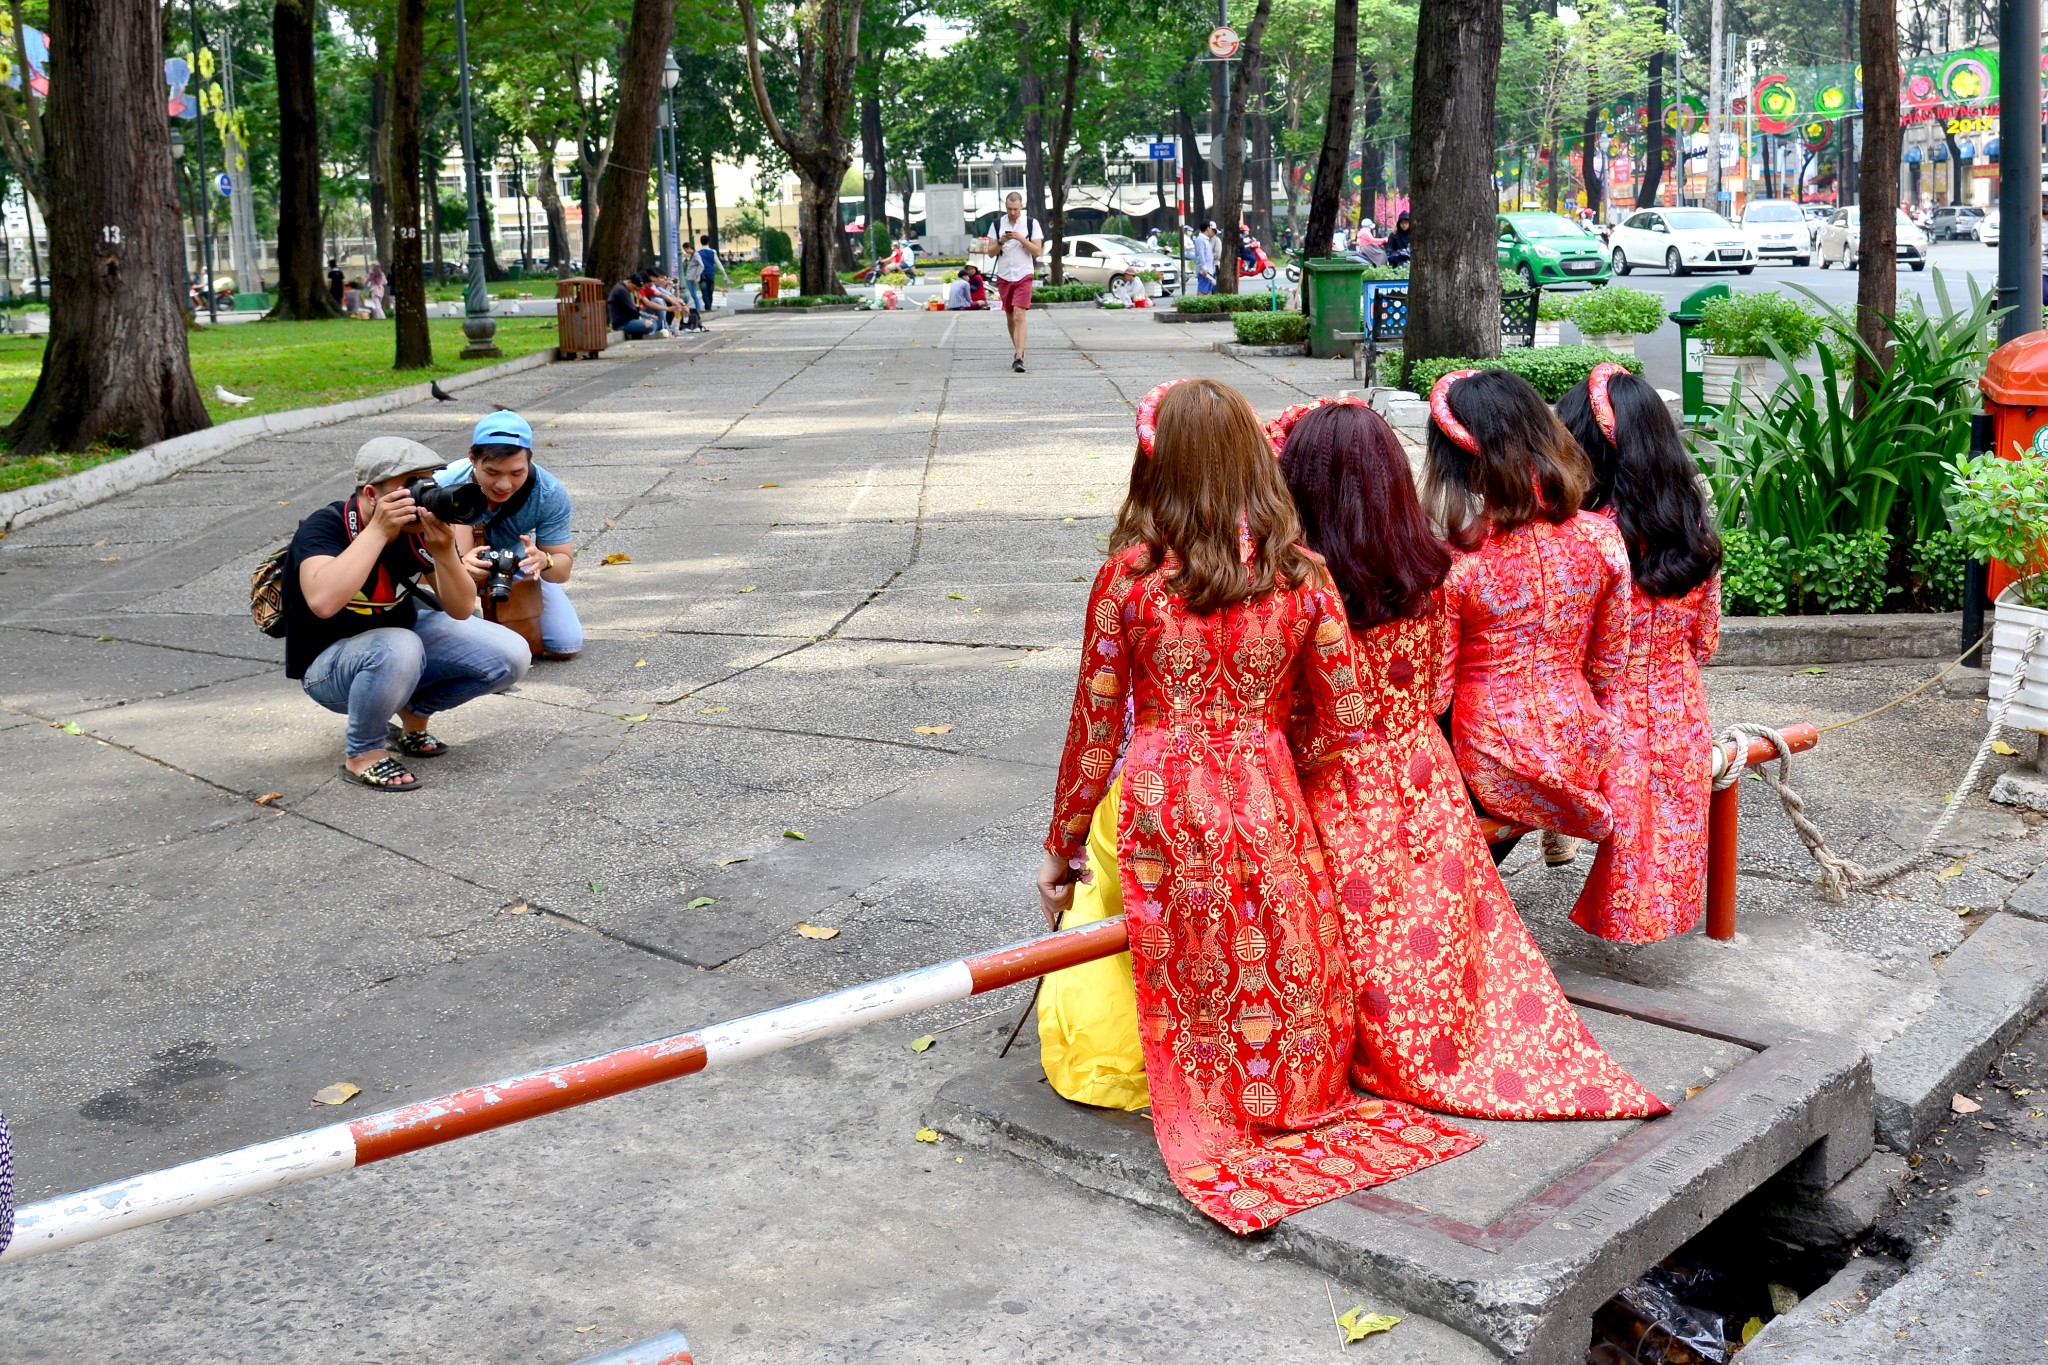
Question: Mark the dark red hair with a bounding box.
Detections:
[1278,402,1450,629]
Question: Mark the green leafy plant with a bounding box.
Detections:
[1174,293,1274,314]
[1357,264,1410,282]
[878,271,911,287]
[759,228,795,265]
[1394,345,1642,402]
[1537,292,1575,322]
[1721,529,1790,616]
[1135,269,1163,282]
[865,222,892,260]
[1499,267,1530,296]
[1716,527,1897,615]
[1566,285,1665,336]
[757,293,855,308]
[1909,528,1969,611]
[1033,282,1106,304]
[1696,290,1825,359]
[1233,310,1309,346]
[1946,449,2048,607]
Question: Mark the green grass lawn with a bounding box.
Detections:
[0,316,559,494]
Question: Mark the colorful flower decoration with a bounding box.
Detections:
[1263,394,1369,454]
[1753,74,1798,135]
[1135,379,1191,458]
[1941,54,1991,103]
[1587,362,1626,444]
[1429,370,1483,456]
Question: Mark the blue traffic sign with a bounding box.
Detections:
[1148,141,1176,160]
[216,172,233,198]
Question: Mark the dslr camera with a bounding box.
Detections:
[477,546,524,602]
[405,475,487,524]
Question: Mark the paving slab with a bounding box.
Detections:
[938,975,1873,1365]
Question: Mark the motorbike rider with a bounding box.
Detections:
[1384,213,1413,267]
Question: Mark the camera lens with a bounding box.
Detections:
[409,477,487,523]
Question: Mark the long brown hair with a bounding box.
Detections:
[1109,378,1319,614]
[1422,369,1591,551]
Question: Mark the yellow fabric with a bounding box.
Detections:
[1036,777,1150,1111]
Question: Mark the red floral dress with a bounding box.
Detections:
[1570,527,1723,943]
[1443,513,1632,842]
[1293,593,1668,1120]
[1048,546,1481,1235]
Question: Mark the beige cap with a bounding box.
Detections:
[352,436,445,486]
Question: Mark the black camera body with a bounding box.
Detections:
[478,546,523,602]
[405,475,487,524]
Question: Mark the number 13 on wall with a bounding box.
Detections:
[101,225,122,245]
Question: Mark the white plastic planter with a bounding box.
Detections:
[1535,320,1562,348]
[1582,331,1638,357]
[1702,353,1768,410]
[1991,580,2048,734]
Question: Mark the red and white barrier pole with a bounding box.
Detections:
[0,918,1129,1266]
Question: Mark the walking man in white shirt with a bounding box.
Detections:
[981,192,1044,373]
[1192,221,1219,293]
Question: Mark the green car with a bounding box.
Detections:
[1496,212,1611,289]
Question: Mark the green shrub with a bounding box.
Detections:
[759,228,794,264]
[1174,293,1274,314]
[1786,528,1898,615]
[1357,265,1410,282]
[1233,310,1308,346]
[878,271,911,287]
[1945,449,2048,607]
[1034,282,1106,303]
[757,293,853,308]
[1394,345,1643,402]
[1909,528,1969,611]
[1499,267,1529,295]
[1697,290,1825,359]
[865,223,892,260]
[1566,284,1665,336]
[1537,292,1575,322]
[1720,529,1790,616]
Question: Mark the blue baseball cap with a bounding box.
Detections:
[471,409,533,450]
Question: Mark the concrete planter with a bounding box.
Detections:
[1215,341,1308,357]
[1712,611,1964,667]
[1991,583,2048,734]
[1156,309,1234,323]
[751,302,861,314]
[1535,320,1562,348]
[1702,352,1768,408]
[1581,331,1639,357]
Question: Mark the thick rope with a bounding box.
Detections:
[1717,626,2045,903]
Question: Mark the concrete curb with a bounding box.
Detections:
[1713,612,1965,667]
[0,344,566,532]
[745,302,862,314]
[1869,911,2048,1151]
[1213,341,1309,357]
[1153,310,1235,323]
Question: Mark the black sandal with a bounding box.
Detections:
[338,757,421,791]
[386,725,449,757]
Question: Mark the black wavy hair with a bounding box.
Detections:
[1556,371,1722,598]
[1278,402,1450,630]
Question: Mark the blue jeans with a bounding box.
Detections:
[696,278,715,310]
[620,316,656,338]
[538,580,583,655]
[1196,273,1215,294]
[301,609,530,757]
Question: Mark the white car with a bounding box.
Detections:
[1740,199,1812,266]
[1815,208,1928,272]
[1980,206,2002,247]
[1609,207,1757,276]
[1054,234,1183,295]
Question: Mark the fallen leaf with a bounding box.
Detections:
[1977,1187,1991,1196]
[94,635,114,642]
[254,792,284,807]
[601,553,633,565]
[1684,1084,1709,1100]
[686,896,715,910]
[311,1082,360,1107]
[1336,1307,1399,1343]
[737,585,758,593]
[914,1126,942,1143]
[1797,667,1828,676]
[946,592,965,600]
[914,724,954,735]
[603,517,617,528]
[98,556,120,563]
[758,482,780,488]
[1935,859,1966,884]
[619,713,650,723]
[715,856,749,867]
[1988,738,2022,756]
[701,705,730,714]
[635,659,648,668]
[705,475,727,482]
[1951,1093,1983,1115]
[501,900,532,915]
[1742,1316,1765,1344]
[1071,575,1088,582]
[1768,1283,1799,1315]
[795,922,839,939]
[588,881,605,894]
[910,1034,936,1053]
[784,829,806,840]
[575,1325,598,1334]
[57,721,82,735]
[545,441,556,447]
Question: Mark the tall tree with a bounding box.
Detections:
[1018,17,1047,225]
[389,0,430,369]
[268,0,339,318]
[5,0,207,454]
[1854,0,1899,401]
[585,0,675,285]
[1215,0,1274,291]
[738,0,865,296]
[1301,0,1357,258]
[1636,16,1667,208]
[1043,13,1083,283]
[1403,0,1504,380]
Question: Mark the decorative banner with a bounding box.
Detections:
[1802,120,1833,151]
[1753,74,1799,134]
[1940,51,1992,102]
[1664,94,1705,134]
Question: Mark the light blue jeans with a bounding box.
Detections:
[537,579,583,656]
[301,609,530,757]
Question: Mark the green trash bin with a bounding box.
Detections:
[1303,257,1369,360]
[1669,282,1731,424]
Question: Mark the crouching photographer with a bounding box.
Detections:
[285,437,530,791]
[435,410,582,660]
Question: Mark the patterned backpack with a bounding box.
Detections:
[250,545,289,637]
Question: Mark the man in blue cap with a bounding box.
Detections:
[436,409,584,660]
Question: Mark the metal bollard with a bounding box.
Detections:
[1704,724,1820,941]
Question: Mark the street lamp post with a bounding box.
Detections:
[663,51,681,278]
[170,127,192,317]
[189,0,216,323]
[452,0,499,358]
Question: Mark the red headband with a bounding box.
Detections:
[1134,379,1189,457]
[1263,394,1370,453]
[1587,362,1627,444]
[1428,370,1483,455]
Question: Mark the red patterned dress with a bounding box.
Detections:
[1048,546,1481,1235]
[1293,594,1667,1120]
[1570,527,1723,943]
[1443,513,1632,842]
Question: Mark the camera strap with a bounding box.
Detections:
[343,494,432,610]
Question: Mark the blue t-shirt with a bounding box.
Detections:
[435,458,573,552]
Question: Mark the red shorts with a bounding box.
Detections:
[996,275,1034,312]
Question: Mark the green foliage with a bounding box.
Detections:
[1717,527,1897,615]
[1946,450,2048,607]
[1395,345,1642,401]
[1033,283,1107,303]
[759,228,795,264]
[1697,290,1825,359]
[1720,529,1790,617]
[1536,292,1575,322]
[1357,265,1410,282]
[878,271,911,287]
[757,293,855,308]
[1499,268,1529,295]
[866,222,893,259]
[1565,284,1665,336]
[1174,294,1274,314]
[1233,311,1309,345]
[1909,529,1969,612]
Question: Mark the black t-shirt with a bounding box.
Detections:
[327,268,345,301]
[283,499,435,679]
[607,280,640,327]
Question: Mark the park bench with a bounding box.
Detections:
[1338,285,1540,384]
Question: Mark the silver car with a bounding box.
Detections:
[1054,234,1183,294]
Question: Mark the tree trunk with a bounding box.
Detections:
[861,89,885,241]
[702,148,720,247]
[428,151,446,282]
[1019,18,1046,224]
[1045,14,1082,286]
[1303,0,1359,260]
[472,152,507,280]
[586,0,676,286]
[4,0,206,454]
[389,0,431,370]
[1179,107,1209,228]
[1403,0,1504,383]
[1854,0,1899,401]
[1359,75,1382,230]
[736,0,863,297]
[368,61,392,268]
[1582,98,1604,220]
[1250,70,1275,241]
[1216,0,1274,292]
[796,172,844,295]
[530,130,568,270]
[1638,46,1666,208]
[268,0,339,318]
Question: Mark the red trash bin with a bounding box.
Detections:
[760,264,781,301]
[554,277,606,359]
[1977,332,2048,600]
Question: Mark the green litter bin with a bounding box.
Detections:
[1670,282,1730,424]
[1303,257,1369,359]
